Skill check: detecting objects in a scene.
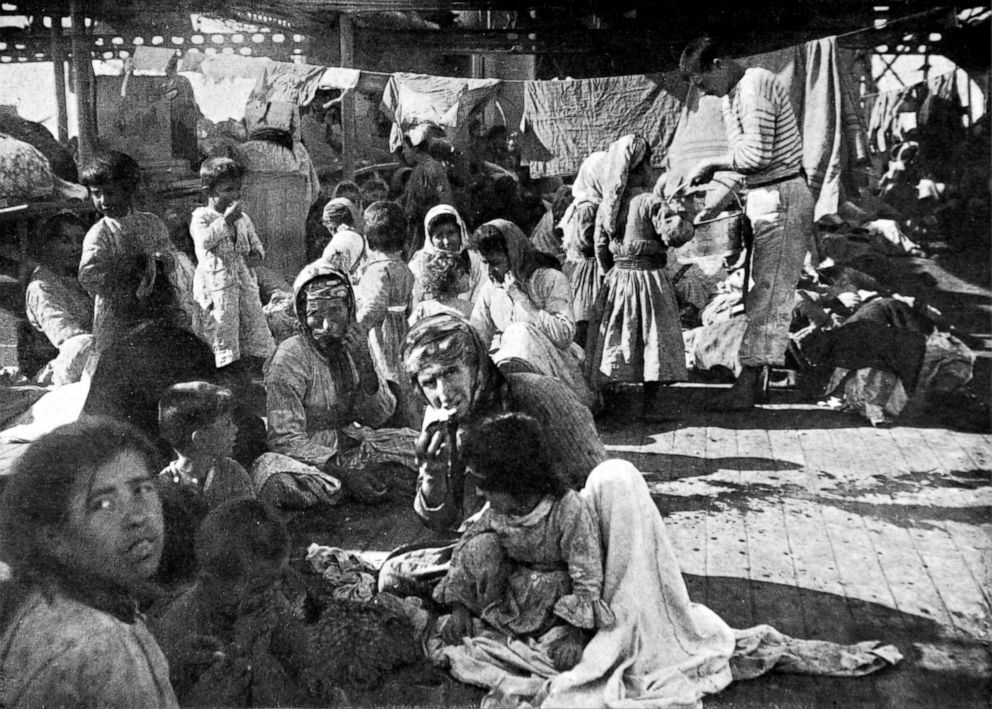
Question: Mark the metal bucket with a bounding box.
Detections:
[672,179,747,261]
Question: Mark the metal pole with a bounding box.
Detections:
[69,0,95,165]
[339,13,356,181]
[50,16,69,142]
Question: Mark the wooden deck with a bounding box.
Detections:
[291,250,991,708]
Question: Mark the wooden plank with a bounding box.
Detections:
[702,414,754,630]
[779,420,886,706]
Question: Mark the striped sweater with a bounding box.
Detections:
[722,67,803,185]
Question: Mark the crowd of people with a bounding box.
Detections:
[1,32,984,707]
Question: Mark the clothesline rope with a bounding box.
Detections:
[834,7,949,40]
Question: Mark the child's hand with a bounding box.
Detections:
[246,250,263,267]
[548,626,587,671]
[224,201,242,225]
[441,604,474,645]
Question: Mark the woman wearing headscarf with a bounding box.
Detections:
[250,260,418,510]
[230,109,321,279]
[558,151,607,347]
[376,313,606,598]
[586,135,695,421]
[319,197,367,282]
[469,219,596,409]
[408,204,488,310]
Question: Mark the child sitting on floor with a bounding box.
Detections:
[77,150,176,352]
[433,411,615,671]
[155,381,255,582]
[190,157,275,368]
[407,250,472,325]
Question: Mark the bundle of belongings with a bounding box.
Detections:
[682,255,975,427]
[152,525,427,707]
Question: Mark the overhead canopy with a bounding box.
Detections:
[1,1,988,72]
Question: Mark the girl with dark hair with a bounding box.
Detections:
[0,417,177,708]
[433,411,614,671]
[470,219,596,409]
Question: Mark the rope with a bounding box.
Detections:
[835,7,949,40]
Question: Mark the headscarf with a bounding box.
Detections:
[292,260,355,341]
[322,197,360,229]
[321,198,367,275]
[422,203,469,255]
[473,218,551,283]
[558,151,608,258]
[402,313,490,403]
[594,134,649,241]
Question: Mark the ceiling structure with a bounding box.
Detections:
[0,1,988,75]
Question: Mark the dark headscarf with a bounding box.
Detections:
[471,218,560,284]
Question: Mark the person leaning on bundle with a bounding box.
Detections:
[681,36,816,410]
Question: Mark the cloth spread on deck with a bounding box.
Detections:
[428,460,901,707]
[522,72,687,177]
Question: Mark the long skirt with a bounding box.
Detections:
[589,266,687,383]
[563,257,600,322]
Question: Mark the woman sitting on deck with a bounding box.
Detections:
[425,416,903,708]
[376,313,606,598]
[469,219,596,410]
[252,260,418,510]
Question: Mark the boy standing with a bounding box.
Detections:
[191,158,275,369]
[78,150,176,351]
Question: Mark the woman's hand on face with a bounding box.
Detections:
[441,604,474,645]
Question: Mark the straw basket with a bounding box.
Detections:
[673,181,748,261]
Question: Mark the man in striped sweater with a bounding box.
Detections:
[681,36,816,410]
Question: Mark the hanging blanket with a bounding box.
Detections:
[521,73,687,178]
[381,73,501,151]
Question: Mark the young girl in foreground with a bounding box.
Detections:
[433,412,614,670]
[0,417,177,708]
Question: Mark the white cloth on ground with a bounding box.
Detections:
[429,460,902,707]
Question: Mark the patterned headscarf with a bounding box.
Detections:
[402,313,490,400]
[292,260,354,338]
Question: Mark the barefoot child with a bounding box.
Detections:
[190,157,275,368]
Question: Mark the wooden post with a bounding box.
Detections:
[69,0,95,165]
[338,14,356,181]
[50,17,69,142]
